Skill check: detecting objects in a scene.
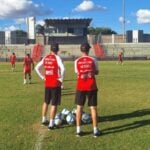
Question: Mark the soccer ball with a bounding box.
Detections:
[60,113,66,121]
[61,108,71,124]
[66,113,76,125]
[81,112,91,124]
[54,113,62,126]
[61,108,70,116]
[71,108,77,115]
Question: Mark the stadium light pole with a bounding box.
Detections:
[122,0,126,42]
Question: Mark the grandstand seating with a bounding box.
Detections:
[48,36,87,45]
[102,43,150,59]
[0,43,150,61]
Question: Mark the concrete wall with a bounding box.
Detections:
[0,44,95,61]
[102,43,150,59]
[0,43,150,62]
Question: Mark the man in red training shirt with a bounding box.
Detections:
[74,43,100,138]
[23,53,34,84]
[10,53,16,71]
[35,43,65,129]
[117,52,123,65]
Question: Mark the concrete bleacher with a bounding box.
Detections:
[0,43,150,62]
[43,44,95,60]
[0,44,92,61]
[0,44,32,62]
[102,43,150,60]
[48,36,87,45]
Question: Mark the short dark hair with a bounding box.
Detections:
[80,43,91,52]
[27,53,30,57]
[51,43,59,52]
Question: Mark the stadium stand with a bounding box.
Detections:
[93,43,105,59]
[0,43,150,62]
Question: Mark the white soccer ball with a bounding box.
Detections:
[71,108,77,115]
[54,113,62,126]
[54,118,62,126]
[61,108,70,115]
[60,113,66,121]
[66,113,76,125]
[81,113,91,124]
[61,108,71,123]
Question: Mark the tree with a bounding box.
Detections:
[15,30,27,36]
[88,27,117,35]
[35,24,44,35]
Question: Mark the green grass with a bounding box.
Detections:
[0,61,150,150]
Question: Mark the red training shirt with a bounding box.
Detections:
[10,55,16,64]
[43,54,61,87]
[75,56,99,91]
[23,56,33,72]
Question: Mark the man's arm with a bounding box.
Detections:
[56,56,65,82]
[74,59,78,74]
[35,59,45,80]
[94,58,99,75]
[32,59,34,70]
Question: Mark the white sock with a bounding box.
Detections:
[76,126,81,133]
[24,79,27,83]
[49,119,54,127]
[93,127,98,133]
[42,116,47,123]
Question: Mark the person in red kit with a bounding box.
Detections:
[23,53,34,84]
[35,43,65,129]
[10,52,16,71]
[117,52,123,65]
[74,43,100,138]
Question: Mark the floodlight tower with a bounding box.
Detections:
[26,17,36,44]
[122,0,126,42]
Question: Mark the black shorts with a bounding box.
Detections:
[75,90,98,106]
[45,87,61,105]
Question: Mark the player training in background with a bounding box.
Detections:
[10,52,16,71]
[23,53,34,84]
[117,52,123,65]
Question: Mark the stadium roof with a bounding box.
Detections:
[44,18,92,26]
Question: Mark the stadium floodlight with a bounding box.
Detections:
[122,0,126,42]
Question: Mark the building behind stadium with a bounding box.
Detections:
[0,17,150,62]
[0,17,150,44]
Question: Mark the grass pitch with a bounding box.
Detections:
[0,61,150,150]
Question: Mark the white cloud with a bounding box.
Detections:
[119,17,125,23]
[4,25,18,31]
[0,0,53,19]
[15,18,26,24]
[136,9,150,24]
[36,20,45,26]
[73,0,107,12]
[119,17,130,24]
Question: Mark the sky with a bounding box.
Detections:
[0,0,150,34]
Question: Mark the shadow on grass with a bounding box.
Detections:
[99,109,150,122]
[98,109,150,136]
[63,79,75,82]
[101,119,150,136]
[62,88,75,96]
[39,109,150,137]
